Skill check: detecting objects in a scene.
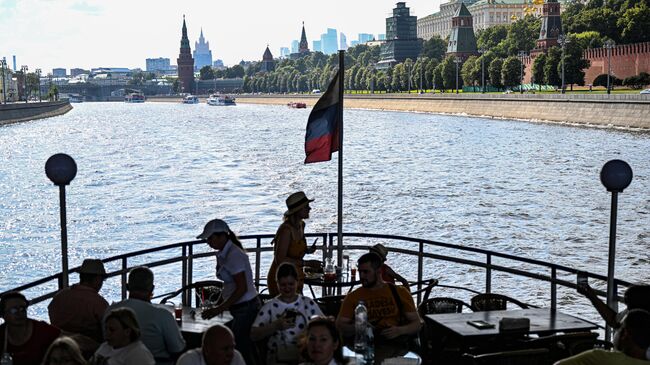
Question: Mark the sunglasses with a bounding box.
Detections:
[7,305,27,315]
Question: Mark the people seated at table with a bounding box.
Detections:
[251,263,324,364]
[91,308,155,365]
[299,317,347,365]
[49,259,109,344]
[41,336,87,365]
[0,291,61,365]
[335,253,422,360]
[554,309,650,365]
[197,218,260,365]
[176,324,246,365]
[105,266,185,364]
[267,192,321,297]
[369,244,409,287]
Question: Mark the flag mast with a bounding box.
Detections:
[336,50,345,266]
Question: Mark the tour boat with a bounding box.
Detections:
[124,93,145,103]
[207,94,236,106]
[287,101,307,109]
[67,94,83,103]
[182,95,200,104]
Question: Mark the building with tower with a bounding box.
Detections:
[290,22,311,59]
[193,28,213,71]
[532,0,562,54]
[177,16,195,93]
[446,3,478,59]
[377,2,422,69]
[261,46,275,72]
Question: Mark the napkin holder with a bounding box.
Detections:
[498,317,530,333]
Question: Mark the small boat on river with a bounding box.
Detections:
[124,93,145,103]
[182,95,200,104]
[207,94,236,106]
[287,101,307,109]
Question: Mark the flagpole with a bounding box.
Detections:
[336,50,344,268]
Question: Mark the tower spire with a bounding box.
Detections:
[299,21,309,53]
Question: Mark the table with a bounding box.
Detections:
[161,305,233,348]
[304,277,361,297]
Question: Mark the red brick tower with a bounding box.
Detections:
[177,15,195,93]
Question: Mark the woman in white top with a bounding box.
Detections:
[90,308,154,365]
[251,263,323,364]
[197,219,261,365]
[300,318,347,365]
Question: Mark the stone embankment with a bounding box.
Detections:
[232,94,650,130]
[0,100,73,125]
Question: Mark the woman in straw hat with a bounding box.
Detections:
[267,192,320,296]
[369,244,409,287]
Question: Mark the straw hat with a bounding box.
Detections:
[369,244,388,261]
[284,191,314,216]
[79,259,106,276]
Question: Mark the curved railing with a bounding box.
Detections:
[3,232,631,331]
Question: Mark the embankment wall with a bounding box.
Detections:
[0,100,73,125]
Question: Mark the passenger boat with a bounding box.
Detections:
[287,101,307,109]
[207,94,236,106]
[124,93,145,103]
[182,95,200,104]
[67,94,83,103]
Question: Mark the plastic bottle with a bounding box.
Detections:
[354,300,368,353]
[0,353,13,365]
[365,324,375,364]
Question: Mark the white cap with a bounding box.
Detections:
[196,219,231,239]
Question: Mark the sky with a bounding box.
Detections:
[0,0,440,73]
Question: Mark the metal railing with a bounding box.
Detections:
[2,232,631,329]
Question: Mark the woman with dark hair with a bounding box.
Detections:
[0,291,61,365]
[251,263,323,364]
[267,192,321,296]
[41,336,86,365]
[90,308,154,365]
[300,318,347,365]
[197,218,260,365]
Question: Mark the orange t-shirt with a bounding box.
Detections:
[338,284,416,331]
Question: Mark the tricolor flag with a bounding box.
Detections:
[304,68,342,164]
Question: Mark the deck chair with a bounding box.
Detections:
[158,280,223,306]
[470,293,531,312]
[419,297,473,315]
[462,348,550,365]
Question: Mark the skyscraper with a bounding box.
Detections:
[377,2,422,69]
[358,33,374,44]
[339,33,348,50]
[279,47,290,58]
[291,40,300,54]
[313,40,322,53]
[177,16,195,93]
[193,28,213,71]
[321,28,338,55]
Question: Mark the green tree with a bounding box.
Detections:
[461,56,479,90]
[532,53,546,88]
[441,56,461,91]
[433,63,445,92]
[617,3,650,43]
[501,56,522,89]
[199,66,215,80]
[501,16,541,56]
[573,31,604,49]
[392,64,406,91]
[420,36,447,61]
[544,47,562,88]
[561,35,591,89]
[488,58,504,89]
[476,25,508,53]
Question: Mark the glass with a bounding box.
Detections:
[174,303,182,323]
[351,267,357,281]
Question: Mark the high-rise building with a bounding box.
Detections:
[177,16,195,93]
[291,40,300,54]
[339,33,348,50]
[377,2,422,69]
[52,68,66,77]
[358,33,374,44]
[12,55,16,71]
[378,34,386,40]
[321,28,338,55]
[193,28,213,71]
[146,58,171,72]
[350,40,359,47]
[313,40,322,53]
[70,68,89,77]
[213,59,225,69]
[279,47,290,58]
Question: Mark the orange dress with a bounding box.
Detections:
[266,222,307,296]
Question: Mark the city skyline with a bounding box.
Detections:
[0,0,436,72]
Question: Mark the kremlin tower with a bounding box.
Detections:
[177,16,195,93]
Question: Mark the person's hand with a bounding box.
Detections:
[380,325,403,340]
[201,306,223,320]
[275,314,295,331]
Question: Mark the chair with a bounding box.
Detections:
[462,348,550,365]
[470,293,531,312]
[419,297,473,315]
[314,295,346,317]
[158,280,223,306]
[522,331,598,363]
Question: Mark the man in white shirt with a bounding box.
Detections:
[105,266,185,364]
[176,324,245,365]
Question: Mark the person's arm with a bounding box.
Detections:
[251,313,293,341]
[202,271,247,319]
[384,265,409,287]
[380,311,422,339]
[578,284,618,328]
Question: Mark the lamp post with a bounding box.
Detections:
[35,68,42,101]
[518,51,527,94]
[600,159,633,341]
[604,40,615,95]
[558,35,569,94]
[45,153,78,289]
[454,57,462,94]
[21,65,28,103]
[478,48,486,93]
[1,57,6,104]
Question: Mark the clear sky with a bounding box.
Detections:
[0,0,439,73]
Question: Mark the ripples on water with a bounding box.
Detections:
[1,102,649,322]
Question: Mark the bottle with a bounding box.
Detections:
[324,257,336,282]
[365,323,375,364]
[1,353,13,365]
[354,300,368,353]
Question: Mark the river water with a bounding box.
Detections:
[1,102,649,323]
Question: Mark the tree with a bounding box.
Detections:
[544,47,562,88]
[441,56,459,91]
[617,3,650,43]
[532,53,546,89]
[488,58,504,89]
[392,64,406,91]
[573,31,605,49]
[199,66,215,80]
[501,56,522,89]
[461,56,479,90]
[476,25,508,54]
[501,16,541,56]
[420,36,447,61]
[433,63,445,92]
[562,35,591,89]
[592,73,622,87]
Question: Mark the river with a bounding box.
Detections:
[1,102,649,322]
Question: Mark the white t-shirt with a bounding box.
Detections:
[92,340,155,365]
[216,240,257,304]
[252,295,323,361]
[105,298,186,360]
[176,348,246,365]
